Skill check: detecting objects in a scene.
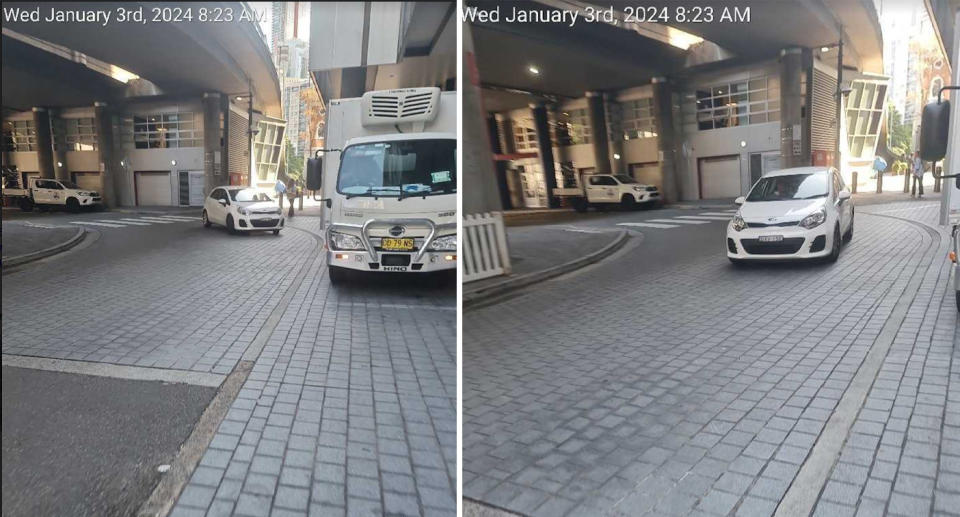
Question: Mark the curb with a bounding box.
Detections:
[463,230,629,309]
[2,226,87,268]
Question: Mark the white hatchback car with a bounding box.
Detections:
[727,167,853,264]
[202,186,284,235]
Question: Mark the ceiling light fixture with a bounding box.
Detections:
[528,66,540,75]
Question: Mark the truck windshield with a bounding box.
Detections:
[746,173,828,202]
[614,174,637,184]
[60,181,80,189]
[337,139,456,198]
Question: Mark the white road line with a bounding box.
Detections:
[104,219,152,226]
[617,222,680,229]
[647,218,710,225]
[1,354,225,387]
[134,217,178,224]
[70,221,127,228]
[154,215,199,221]
[699,212,735,217]
[141,216,194,221]
[675,215,732,221]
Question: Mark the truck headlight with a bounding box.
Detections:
[799,208,827,229]
[632,186,643,192]
[330,231,365,250]
[731,213,747,232]
[428,234,457,251]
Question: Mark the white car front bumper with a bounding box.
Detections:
[726,222,834,260]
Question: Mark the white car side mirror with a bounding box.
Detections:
[734,196,746,206]
[838,190,851,201]
[217,198,227,206]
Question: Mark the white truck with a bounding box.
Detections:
[1,170,103,212]
[554,173,661,212]
[308,87,456,283]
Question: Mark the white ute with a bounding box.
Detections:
[2,176,102,212]
[555,173,661,212]
[308,87,457,283]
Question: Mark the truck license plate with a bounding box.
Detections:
[759,235,784,242]
[382,238,414,251]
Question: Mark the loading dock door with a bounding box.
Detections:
[72,172,100,191]
[135,171,172,206]
[699,156,742,199]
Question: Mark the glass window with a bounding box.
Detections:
[130,112,202,149]
[556,109,591,145]
[689,74,779,131]
[616,98,657,140]
[8,119,38,151]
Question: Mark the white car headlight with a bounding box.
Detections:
[428,234,457,251]
[731,213,747,232]
[330,231,365,250]
[799,207,827,229]
[238,207,250,216]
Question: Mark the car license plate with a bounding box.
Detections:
[381,237,414,251]
[759,235,784,242]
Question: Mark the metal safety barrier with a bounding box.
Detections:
[463,212,511,283]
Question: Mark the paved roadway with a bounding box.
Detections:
[2,208,456,517]
[463,200,959,517]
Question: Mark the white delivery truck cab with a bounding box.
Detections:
[319,87,456,283]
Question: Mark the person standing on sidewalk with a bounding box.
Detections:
[911,151,925,198]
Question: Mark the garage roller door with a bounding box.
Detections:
[699,156,742,199]
[73,172,100,191]
[135,171,172,206]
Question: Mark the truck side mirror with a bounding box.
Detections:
[306,156,323,191]
[919,100,950,161]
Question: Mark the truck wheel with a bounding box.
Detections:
[19,198,34,212]
[573,198,588,213]
[328,266,348,284]
[66,198,80,213]
[620,195,636,210]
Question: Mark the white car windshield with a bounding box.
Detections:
[229,189,272,202]
[747,173,828,202]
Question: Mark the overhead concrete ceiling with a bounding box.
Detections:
[2,2,281,117]
[469,0,885,112]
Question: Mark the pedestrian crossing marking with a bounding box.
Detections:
[151,215,198,221]
[104,219,151,226]
[647,218,710,225]
[618,222,680,229]
[68,216,199,228]
[70,221,127,228]
[134,217,178,223]
[698,212,735,217]
[676,215,732,221]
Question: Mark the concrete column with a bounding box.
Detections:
[487,114,513,210]
[531,102,559,208]
[652,77,681,203]
[203,92,225,195]
[220,94,230,183]
[779,47,812,168]
[586,91,611,174]
[549,104,574,187]
[51,110,69,183]
[94,102,120,207]
[32,108,55,179]
[462,22,503,214]
[606,97,626,175]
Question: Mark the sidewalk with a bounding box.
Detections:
[1,221,85,266]
[463,224,627,307]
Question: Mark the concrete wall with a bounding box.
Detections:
[8,152,39,173]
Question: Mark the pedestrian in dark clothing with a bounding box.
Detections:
[911,151,924,198]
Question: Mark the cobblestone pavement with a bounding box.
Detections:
[463,201,957,517]
[2,215,456,516]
